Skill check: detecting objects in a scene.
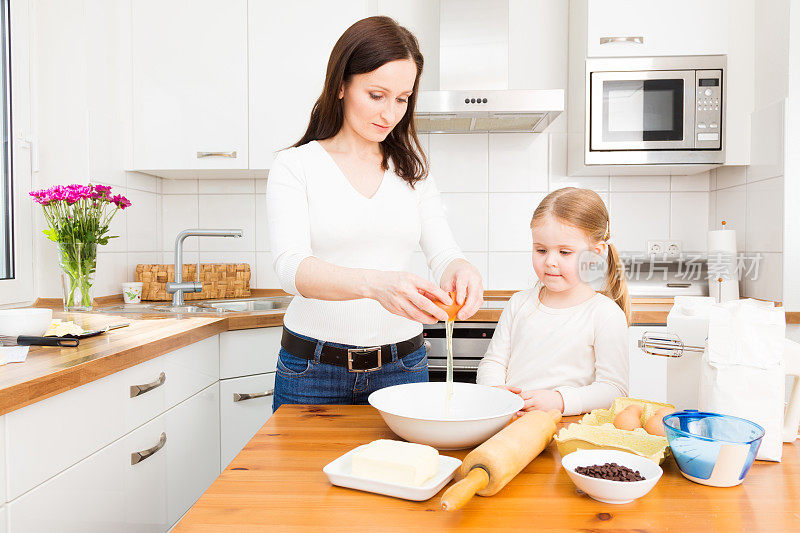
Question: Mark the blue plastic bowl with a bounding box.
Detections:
[663,410,764,486]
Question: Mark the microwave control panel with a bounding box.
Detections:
[695,70,722,149]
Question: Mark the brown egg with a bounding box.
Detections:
[613,405,643,431]
[643,407,674,436]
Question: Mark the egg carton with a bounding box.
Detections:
[554,397,676,465]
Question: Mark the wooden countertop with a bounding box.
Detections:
[174,405,800,531]
[2,291,793,417]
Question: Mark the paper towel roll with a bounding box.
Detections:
[708,229,737,253]
[709,277,740,303]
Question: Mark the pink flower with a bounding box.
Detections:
[111,194,132,209]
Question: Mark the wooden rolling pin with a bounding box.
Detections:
[440,409,561,511]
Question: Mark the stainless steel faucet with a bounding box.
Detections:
[165,229,243,306]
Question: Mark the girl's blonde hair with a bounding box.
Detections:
[530,187,631,324]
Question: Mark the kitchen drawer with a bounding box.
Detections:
[220,327,281,379]
[220,372,275,468]
[5,335,219,501]
[7,383,220,532]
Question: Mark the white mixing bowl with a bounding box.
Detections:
[0,308,53,336]
[368,382,524,449]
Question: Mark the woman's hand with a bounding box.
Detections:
[365,270,452,324]
[440,259,484,320]
[517,389,564,416]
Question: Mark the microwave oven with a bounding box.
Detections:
[585,56,726,165]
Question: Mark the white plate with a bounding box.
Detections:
[323,444,462,501]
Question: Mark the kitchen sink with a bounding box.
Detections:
[97,296,292,315]
[199,296,293,312]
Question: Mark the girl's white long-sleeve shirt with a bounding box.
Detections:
[476,288,629,416]
[266,140,465,346]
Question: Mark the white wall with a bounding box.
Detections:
[31,0,163,298]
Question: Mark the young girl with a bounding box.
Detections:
[476,187,630,416]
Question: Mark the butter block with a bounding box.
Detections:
[351,440,439,487]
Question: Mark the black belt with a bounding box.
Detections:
[280,327,424,372]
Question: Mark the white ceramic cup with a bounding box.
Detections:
[122,282,143,303]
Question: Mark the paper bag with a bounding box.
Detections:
[698,299,786,461]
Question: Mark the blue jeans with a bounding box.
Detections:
[272,329,429,411]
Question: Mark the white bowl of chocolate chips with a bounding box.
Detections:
[561,449,663,504]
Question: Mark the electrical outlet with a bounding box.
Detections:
[666,240,682,256]
[647,240,664,255]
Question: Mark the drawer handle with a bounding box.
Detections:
[197,151,237,158]
[599,36,644,45]
[131,432,167,465]
[233,389,274,402]
[130,372,166,398]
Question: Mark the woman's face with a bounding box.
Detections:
[339,58,417,143]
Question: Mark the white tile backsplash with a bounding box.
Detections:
[162,195,199,252]
[488,193,545,252]
[487,252,535,290]
[197,195,256,252]
[488,133,548,192]
[125,189,159,252]
[742,252,783,302]
[714,185,747,251]
[747,99,785,183]
[198,179,255,194]
[610,175,671,192]
[255,194,270,252]
[256,252,280,289]
[609,192,670,252]
[441,193,488,252]
[126,171,160,193]
[429,134,488,192]
[746,176,784,253]
[714,166,747,190]
[671,172,710,192]
[162,178,198,194]
[670,192,709,252]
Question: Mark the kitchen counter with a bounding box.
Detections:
[2,292,794,417]
[174,405,800,531]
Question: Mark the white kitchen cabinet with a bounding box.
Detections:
[220,372,276,468]
[248,0,372,168]
[5,336,219,501]
[220,326,281,379]
[628,326,668,404]
[582,0,728,58]
[6,383,220,533]
[131,0,248,173]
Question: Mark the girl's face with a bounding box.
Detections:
[339,59,417,143]
[531,215,605,293]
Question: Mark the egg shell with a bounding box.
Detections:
[643,407,674,436]
[613,405,643,431]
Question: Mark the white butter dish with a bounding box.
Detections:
[323,444,462,501]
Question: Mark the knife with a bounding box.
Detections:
[0,335,79,347]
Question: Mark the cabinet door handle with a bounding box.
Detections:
[131,432,167,465]
[599,36,644,45]
[130,372,166,398]
[197,151,237,158]
[233,389,274,402]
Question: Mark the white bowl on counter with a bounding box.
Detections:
[368,382,524,450]
[560,449,663,504]
[0,308,53,336]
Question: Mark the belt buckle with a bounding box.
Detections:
[347,346,382,373]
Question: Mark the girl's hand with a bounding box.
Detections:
[517,389,564,416]
[366,270,451,324]
[440,259,484,320]
[493,385,522,395]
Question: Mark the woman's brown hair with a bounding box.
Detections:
[293,16,427,187]
[530,188,631,324]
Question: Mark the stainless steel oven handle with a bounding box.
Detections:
[600,36,644,45]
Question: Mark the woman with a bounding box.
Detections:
[267,16,483,410]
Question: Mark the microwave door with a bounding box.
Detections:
[590,70,695,151]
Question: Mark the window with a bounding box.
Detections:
[0,0,11,280]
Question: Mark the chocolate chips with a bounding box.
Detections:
[574,462,645,482]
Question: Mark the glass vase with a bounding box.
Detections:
[58,242,97,311]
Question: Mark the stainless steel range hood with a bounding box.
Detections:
[414,0,564,134]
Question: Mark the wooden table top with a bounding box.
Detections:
[175,405,800,532]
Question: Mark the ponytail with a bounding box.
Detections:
[602,242,631,325]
